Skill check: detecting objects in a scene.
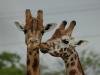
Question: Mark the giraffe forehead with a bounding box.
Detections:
[62,35,70,39]
[62,36,75,42]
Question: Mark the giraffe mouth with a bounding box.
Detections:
[40,48,49,53]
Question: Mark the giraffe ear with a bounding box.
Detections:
[44,23,57,32]
[14,21,24,31]
[75,40,88,46]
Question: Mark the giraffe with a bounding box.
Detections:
[15,9,57,75]
[40,20,87,75]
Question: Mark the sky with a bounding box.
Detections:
[0,0,100,73]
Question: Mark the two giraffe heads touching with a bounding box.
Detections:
[15,9,87,62]
[39,20,86,57]
[15,9,87,75]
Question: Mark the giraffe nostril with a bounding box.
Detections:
[40,48,48,53]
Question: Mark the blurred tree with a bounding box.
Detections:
[80,50,100,75]
[0,50,100,75]
[0,52,26,75]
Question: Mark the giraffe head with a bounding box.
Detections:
[40,20,87,56]
[15,9,57,47]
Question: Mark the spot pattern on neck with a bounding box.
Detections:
[40,39,85,75]
[69,69,76,75]
[27,47,40,75]
[77,57,85,75]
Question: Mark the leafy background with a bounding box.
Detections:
[0,49,100,75]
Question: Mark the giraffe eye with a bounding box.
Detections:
[62,39,69,44]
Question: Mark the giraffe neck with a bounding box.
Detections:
[27,44,40,75]
[39,41,85,75]
[63,51,85,75]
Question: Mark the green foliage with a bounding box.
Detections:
[80,50,100,75]
[0,67,24,75]
[0,52,25,75]
[0,50,100,75]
